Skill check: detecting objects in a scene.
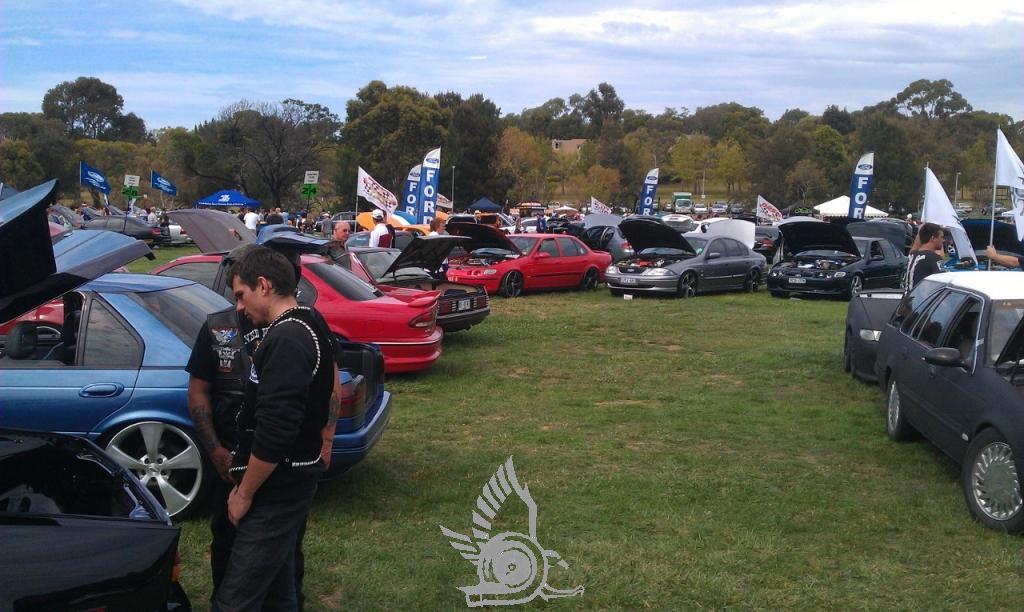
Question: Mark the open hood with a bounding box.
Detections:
[619,218,695,253]
[167,208,255,253]
[584,213,622,229]
[847,221,909,253]
[381,235,469,276]
[689,219,755,249]
[2,211,153,324]
[777,221,859,257]
[1,180,60,302]
[447,222,521,254]
[256,224,330,254]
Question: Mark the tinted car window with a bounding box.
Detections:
[989,299,1024,362]
[82,300,142,368]
[893,278,942,328]
[724,239,746,257]
[915,291,968,347]
[557,237,585,256]
[306,262,383,302]
[296,276,318,306]
[127,283,231,347]
[539,239,560,257]
[870,241,883,258]
[944,298,982,362]
[707,240,725,256]
[158,262,219,289]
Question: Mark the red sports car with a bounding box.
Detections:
[445,222,611,297]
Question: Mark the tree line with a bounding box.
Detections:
[1,76,1020,214]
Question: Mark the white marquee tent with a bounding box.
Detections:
[813,195,888,219]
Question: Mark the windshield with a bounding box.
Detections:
[306,262,383,301]
[663,219,696,232]
[990,300,1024,362]
[509,236,538,252]
[128,283,231,346]
[639,246,696,258]
[356,250,431,280]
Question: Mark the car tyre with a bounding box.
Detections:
[499,271,524,297]
[104,421,210,521]
[744,269,761,292]
[580,268,600,290]
[676,272,697,298]
[963,428,1024,533]
[845,274,863,300]
[885,379,915,441]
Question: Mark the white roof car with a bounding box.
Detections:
[927,271,1024,301]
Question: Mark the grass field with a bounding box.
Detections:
[152,267,1024,610]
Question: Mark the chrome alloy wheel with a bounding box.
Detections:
[971,442,1023,521]
[106,421,204,518]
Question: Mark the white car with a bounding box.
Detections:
[692,203,708,214]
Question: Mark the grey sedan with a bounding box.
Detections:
[605,218,767,297]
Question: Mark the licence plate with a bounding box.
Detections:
[458,299,471,311]
[621,277,637,285]
[788,277,806,284]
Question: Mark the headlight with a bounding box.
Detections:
[642,268,674,276]
[834,271,847,278]
[859,329,882,342]
[483,269,498,275]
[606,266,617,275]
[770,270,780,277]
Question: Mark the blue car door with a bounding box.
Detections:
[0,295,141,435]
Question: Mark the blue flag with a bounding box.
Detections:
[639,167,659,216]
[151,170,177,196]
[80,161,110,194]
[847,152,874,219]
[402,164,421,220]
[417,148,441,225]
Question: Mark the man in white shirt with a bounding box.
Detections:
[243,207,260,231]
[147,208,159,225]
[368,209,392,247]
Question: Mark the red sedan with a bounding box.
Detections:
[445,222,611,297]
[152,253,443,374]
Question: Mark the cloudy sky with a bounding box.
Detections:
[2,0,1022,129]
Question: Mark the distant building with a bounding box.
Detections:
[551,139,587,156]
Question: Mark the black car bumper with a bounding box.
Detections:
[767,274,849,296]
[439,306,490,332]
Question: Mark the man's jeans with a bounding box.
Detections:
[212,475,318,612]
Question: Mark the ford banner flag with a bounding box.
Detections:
[402,164,422,220]
[416,147,442,225]
[151,170,177,196]
[79,161,111,194]
[639,167,659,216]
[847,152,875,219]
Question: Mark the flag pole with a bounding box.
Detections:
[989,154,999,271]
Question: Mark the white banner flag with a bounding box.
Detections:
[923,168,974,261]
[357,167,398,214]
[756,195,783,222]
[590,196,611,214]
[995,129,1024,240]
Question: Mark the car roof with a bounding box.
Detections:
[83,272,194,293]
[929,271,1024,300]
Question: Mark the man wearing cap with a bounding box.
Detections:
[368,209,392,248]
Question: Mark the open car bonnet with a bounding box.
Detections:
[0,179,153,323]
[447,222,521,254]
[777,221,859,257]
[619,218,695,253]
[380,235,469,276]
[847,221,909,253]
[584,213,623,229]
[167,208,255,253]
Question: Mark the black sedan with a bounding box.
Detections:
[0,428,190,609]
[875,272,1024,532]
[767,222,906,299]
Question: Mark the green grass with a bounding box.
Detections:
[126,243,201,273]
[164,282,1024,610]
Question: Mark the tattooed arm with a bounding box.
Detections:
[188,377,233,482]
[320,365,340,468]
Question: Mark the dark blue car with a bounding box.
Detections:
[0,181,392,519]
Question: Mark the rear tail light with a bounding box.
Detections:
[151,227,162,236]
[172,551,182,583]
[337,374,367,418]
[622,240,633,253]
[409,306,437,331]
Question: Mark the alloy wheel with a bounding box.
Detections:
[678,272,697,298]
[106,421,204,518]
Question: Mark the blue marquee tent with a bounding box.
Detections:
[196,189,260,208]
[467,197,501,213]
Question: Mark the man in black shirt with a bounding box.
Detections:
[904,222,946,290]
[212,246,338,611]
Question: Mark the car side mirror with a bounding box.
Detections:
[871,254,885,261]
[706,251,721,260]
[535,251,551,259]
[923,347,963,368]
